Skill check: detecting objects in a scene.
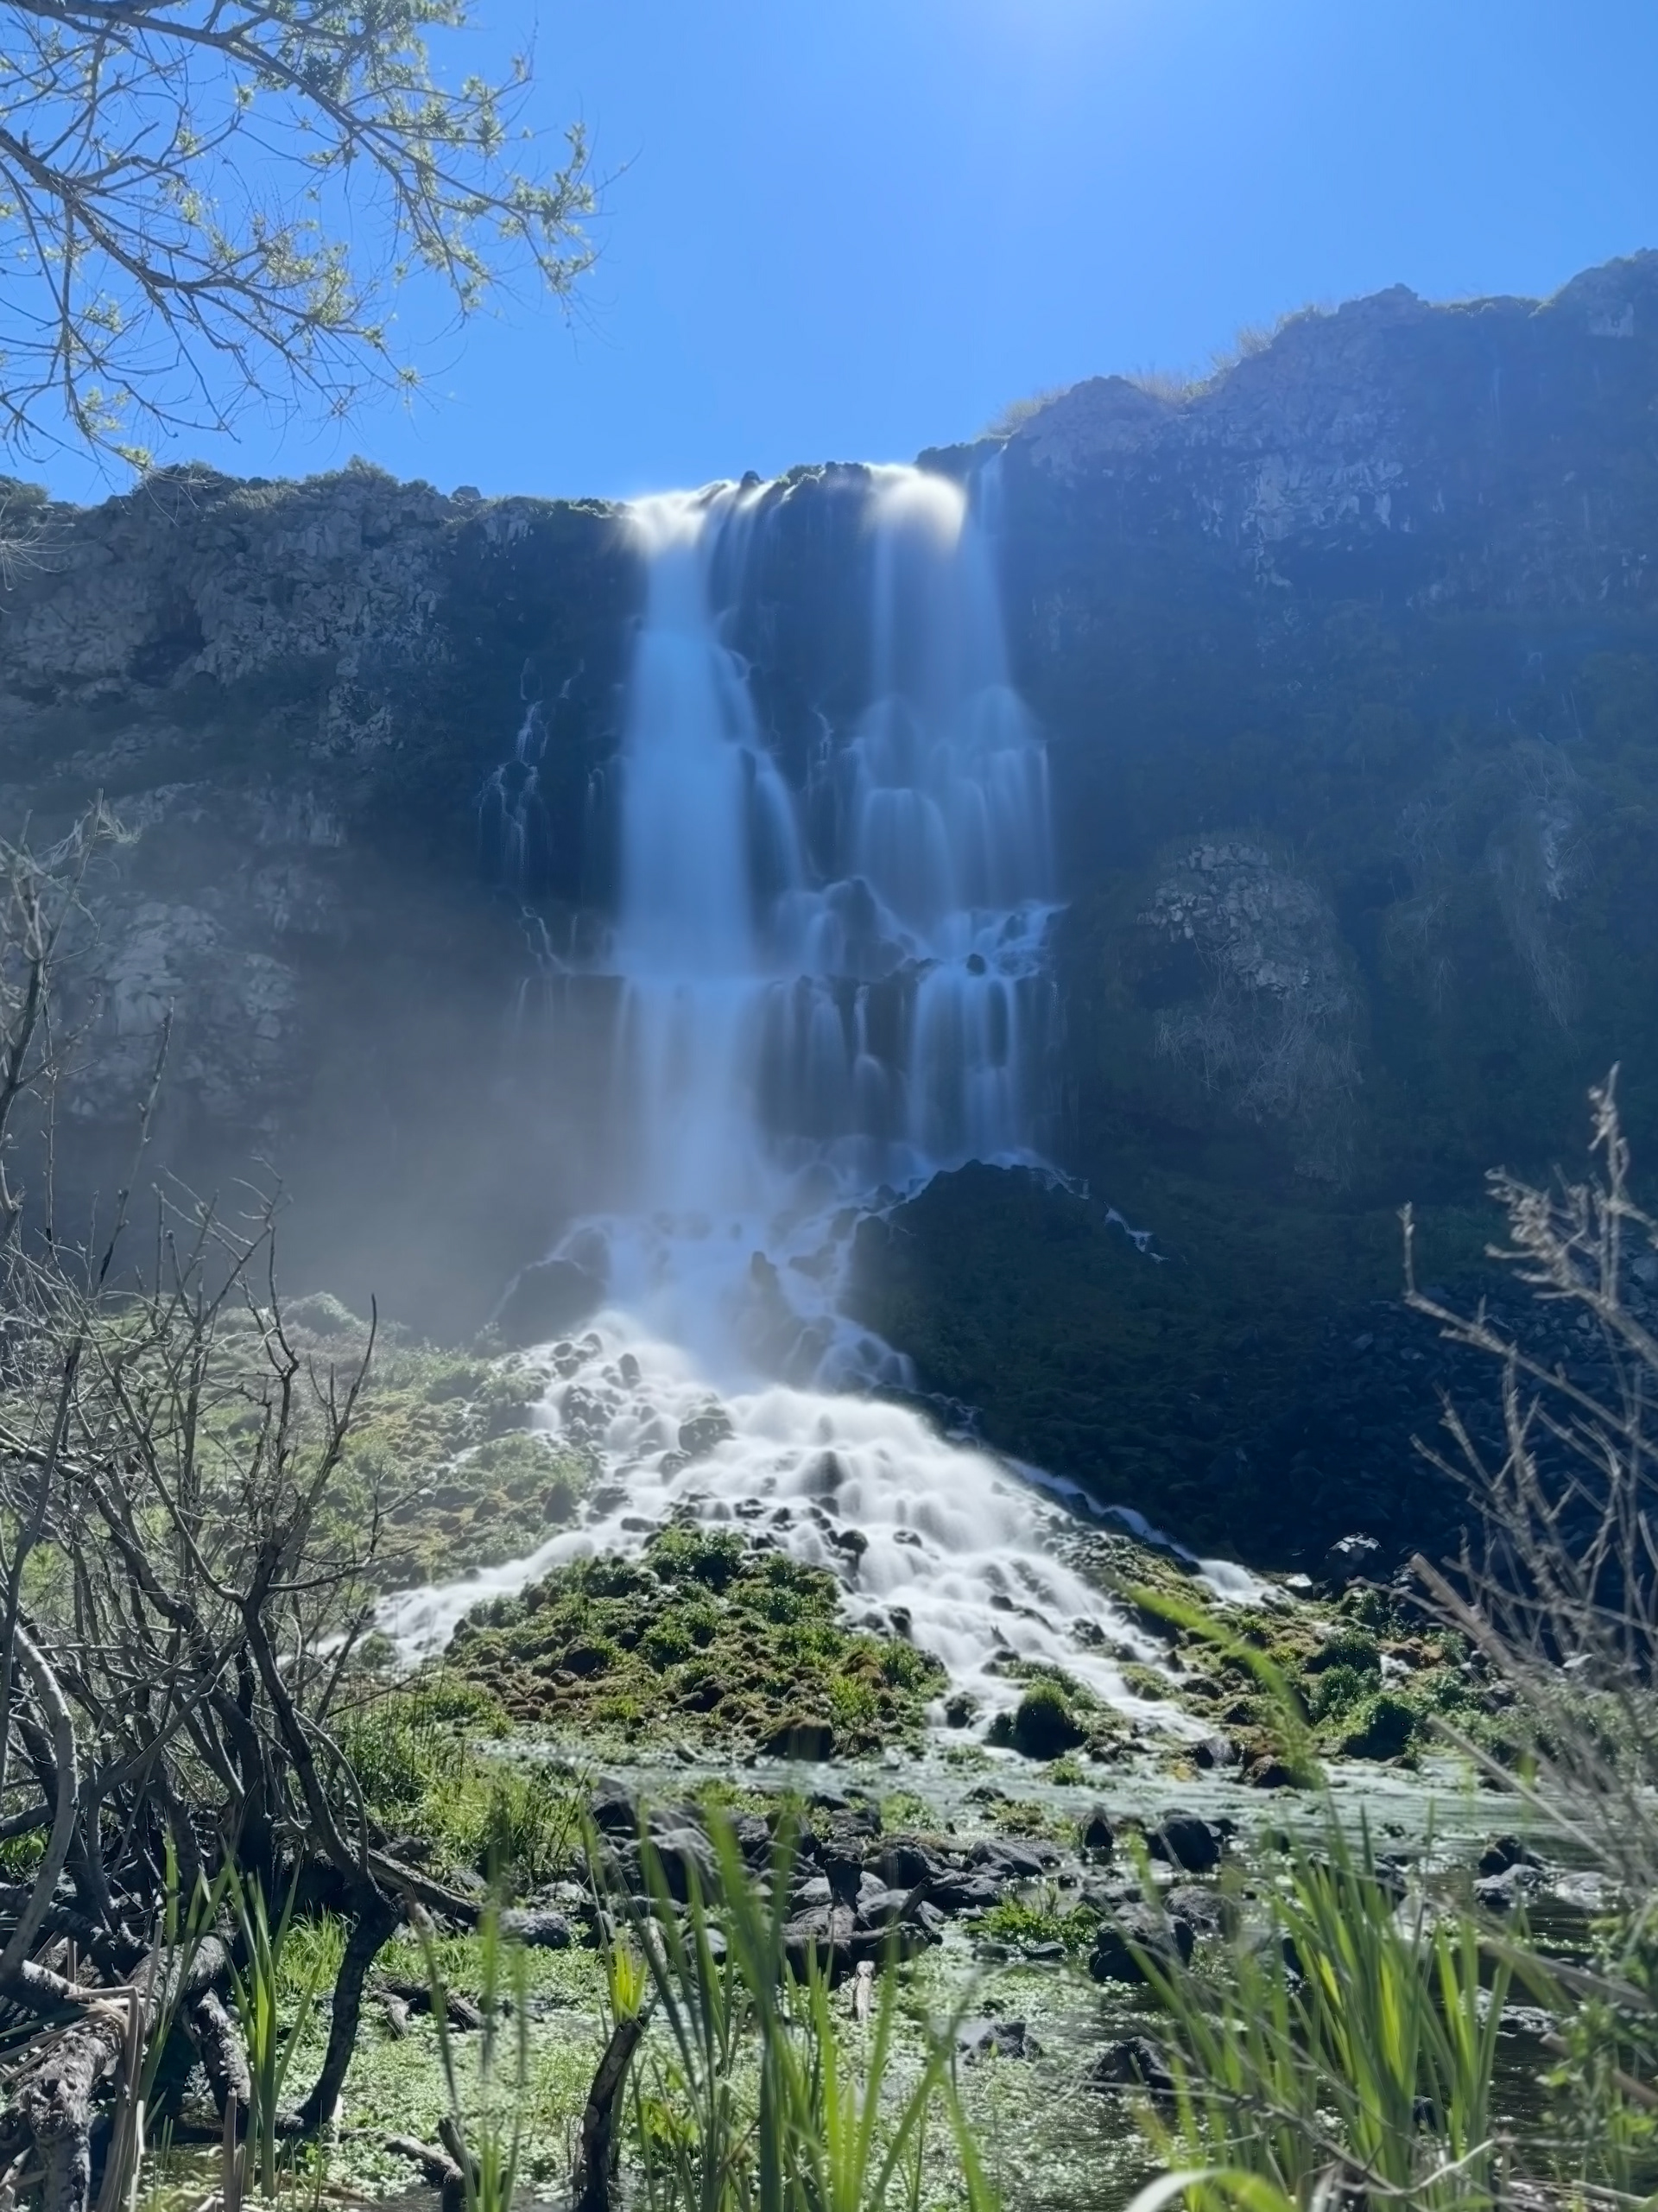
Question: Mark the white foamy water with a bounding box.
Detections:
[386,461,1250,1738]
[379,1320,1205,1735]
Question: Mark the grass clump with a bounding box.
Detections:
[978,1895,1101,1954]
[446,1524,946,1756]
[1123,1817,1516,2212]
[1007,1679,1085,1759]
[336,1676,579,1893]
[609,1815,999,2210]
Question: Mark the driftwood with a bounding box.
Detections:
[1,1937,231,2212]
[187,1989,250,2115]
[373,1976,490,2033]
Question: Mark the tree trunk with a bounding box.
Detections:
[294,1885,398,2132]
[572,2015,647,2212]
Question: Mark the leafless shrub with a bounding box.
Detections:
[0,809,471,2211]
[1405,1069,1658,1892]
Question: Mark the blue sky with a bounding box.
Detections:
[41,0,1658,505]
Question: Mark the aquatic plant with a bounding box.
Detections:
[227,1869,337,2201]
[423,1898,530,2212]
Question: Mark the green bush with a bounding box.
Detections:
[1009,1680,1085,1759]
[1336,1689,1416,1759]
[1308,1662,1372,1724]
[478,1763,576,1890]
[1303,1624,1382,1676]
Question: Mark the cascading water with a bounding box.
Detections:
[385,462,1240,1735]
[562,463,1060,1372]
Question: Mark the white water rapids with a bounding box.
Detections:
[383,463,1252,1736]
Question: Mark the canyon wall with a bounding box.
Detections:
[5,250,1657,1553]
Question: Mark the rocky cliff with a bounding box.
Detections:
[4,252,1657,1555]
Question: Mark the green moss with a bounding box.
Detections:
[303,1338,590,1587]
[1336,1689,1419,1760]
[1008,1681,1085,1759]
[446,1524,946,1757]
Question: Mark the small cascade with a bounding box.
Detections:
[379,1324,1223,1742]
[389,460,1235,1737]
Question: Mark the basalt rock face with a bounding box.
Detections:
[5,257,1658,1550]
[0,465,636,1333]
[867,251,1658,1556]
[986,250,1658,1207]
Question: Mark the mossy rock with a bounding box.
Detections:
[1007,1682,1086,1759]
[446,1523,946,1756]
[1337,1690,1418,1760]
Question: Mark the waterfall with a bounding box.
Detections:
[560,462,1060,1369]
[383,462,1233,1736]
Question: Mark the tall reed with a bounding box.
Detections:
[1123,1818,1519,2212]
[226,1867,332,2202]
[605,1811,999,2212]
[422,1896,529,2212]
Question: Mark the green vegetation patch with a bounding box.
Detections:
[984,1662,1133,1765]
[278,1321,592,1589]
[1063,1542,1497,1774]
[446,1523,946,1756]
[334,1675,580,1893]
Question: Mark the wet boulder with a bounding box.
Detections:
[765,1717,837,1761]
[1079,1805,1116,1857]
[971,1836,1058,1883]
[927,1867,1004,1913]
[621,1823,717,1903]
[876,1838,947,1891]
[1087,2036,1175,2099]
[589,1778,640,1837]
[1477,1834,1544,1877]
[1163,1884,1232,1939]
[1088,1905,1195,1985]
[1320,1532,1383,1589]
[1004,1680,1086,1759]
[957,2017,1041,2063]
[498,1907,573,1950]
[732,1813,775,1868]
[1148,1810,1225,1873]
[677,1404,735,1459]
